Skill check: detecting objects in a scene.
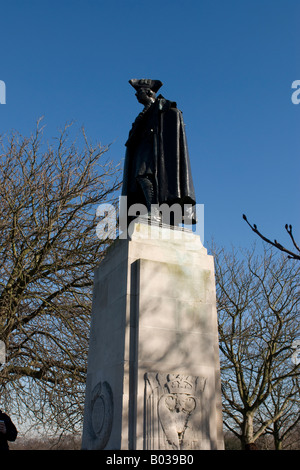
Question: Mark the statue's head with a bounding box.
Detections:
[129,79,163,106]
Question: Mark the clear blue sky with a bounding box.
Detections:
[1,0,299,252]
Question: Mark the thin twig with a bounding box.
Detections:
[243,214,300,261]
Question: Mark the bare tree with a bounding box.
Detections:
[213,245,300,449]
[0,120,121,435]
[243,214,300,261]
[257,378,300,449]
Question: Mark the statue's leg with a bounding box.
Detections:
[137,176,161,221]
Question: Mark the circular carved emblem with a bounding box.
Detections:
[87,381,114,449]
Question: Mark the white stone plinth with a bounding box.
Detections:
[81,221,224,450]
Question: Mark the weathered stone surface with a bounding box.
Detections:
[81,221,224,450]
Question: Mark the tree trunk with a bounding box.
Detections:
[275,440,283,450]
[241,413,258,450]
[273,422,283,450]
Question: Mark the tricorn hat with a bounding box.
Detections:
[129,78,163,93]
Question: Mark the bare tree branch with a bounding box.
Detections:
[213,244,300,449]
[0,119,122,434]
[242,214,300,260]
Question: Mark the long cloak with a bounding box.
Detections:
[121,95,196,224]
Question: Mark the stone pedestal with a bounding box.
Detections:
[81,220,224,450]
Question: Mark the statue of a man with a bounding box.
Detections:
[121,79,196,225]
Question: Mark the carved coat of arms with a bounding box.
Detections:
[144,372,207,450]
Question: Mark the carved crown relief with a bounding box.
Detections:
[144,372,206,450]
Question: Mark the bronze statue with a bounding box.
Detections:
[121,79,196,225]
